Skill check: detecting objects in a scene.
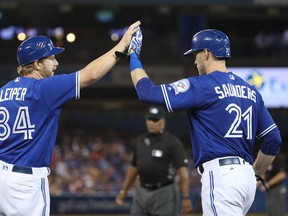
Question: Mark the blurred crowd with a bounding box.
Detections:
[253,28,288,58]
[48,129,201,197]
[47,128,287,213]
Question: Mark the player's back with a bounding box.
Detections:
[188,71,275,166]
[0,72,79,167]
[0,77,57,167]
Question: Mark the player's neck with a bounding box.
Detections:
[24,71,44,80]
[206,61,227,75]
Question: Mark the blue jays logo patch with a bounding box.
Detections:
[169,79,190,95]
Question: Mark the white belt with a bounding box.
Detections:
[198,156,249,174]
[0,160,50,177]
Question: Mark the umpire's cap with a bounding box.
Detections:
[184,29,231,59]
[17,35,65,66]
[145,106,165,120]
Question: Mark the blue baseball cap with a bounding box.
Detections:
[17,35,65,66]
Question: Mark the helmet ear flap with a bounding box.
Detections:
[17,35,65,66]
[184,29,231,59]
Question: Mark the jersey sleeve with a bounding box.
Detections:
[38,72,80,112]
[256,96,282,155]
[136,77,208,113]
[135,78,165,104]
[161,77,208,113]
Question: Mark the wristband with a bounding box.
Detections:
[182,196,190,199]
[130,52,143,71]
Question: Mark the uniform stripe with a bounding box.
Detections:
[75,71,80,100]
[161,84,173,113]
[257,124,276,139]
[41,178,47,216]
[209,171,218,216]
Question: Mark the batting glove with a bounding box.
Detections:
[128,29,142,56]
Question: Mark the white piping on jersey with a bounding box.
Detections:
[256,123,277,139]
[76,71,80,100]
[161,84,173,113]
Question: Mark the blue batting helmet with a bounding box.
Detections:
[17,35,65,66]
[184,29,231,59]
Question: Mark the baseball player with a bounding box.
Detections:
[0,20,140,216]
[124,28,282,215]
[115,106,192,215]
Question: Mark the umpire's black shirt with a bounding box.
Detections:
[131,130,188,185]
[265,155,286,188]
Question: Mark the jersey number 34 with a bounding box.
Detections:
[0,106,35,141]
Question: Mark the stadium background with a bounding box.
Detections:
[0,0,288,215]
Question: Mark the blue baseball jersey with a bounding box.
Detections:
[0,72,80,167]
[135,71,282,167]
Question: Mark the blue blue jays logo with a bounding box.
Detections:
[245,70,265,90]
[169,79,190,95]
[36,42,46,48]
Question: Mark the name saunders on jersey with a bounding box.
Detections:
[214,83,256,103]
[0,87,27,102]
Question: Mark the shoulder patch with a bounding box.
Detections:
[169,79,190,95]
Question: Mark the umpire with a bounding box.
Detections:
[260,153,287,216]
[115,106,192,216]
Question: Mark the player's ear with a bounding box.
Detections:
[203,49,210,59]
[204,49,218,61]
[33,60,42,70]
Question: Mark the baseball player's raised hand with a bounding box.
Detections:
[115,21,141,59]
[128,29,143,56]
[120,20,141,51]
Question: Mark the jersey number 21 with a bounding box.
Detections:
[224,103,252,140]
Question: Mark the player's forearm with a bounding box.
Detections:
[129,53,164,104]
[80,37,130,88]
[80,49,119,88]
[129,51,148,88]
[253,150,276,176]
[131,69,148,87]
